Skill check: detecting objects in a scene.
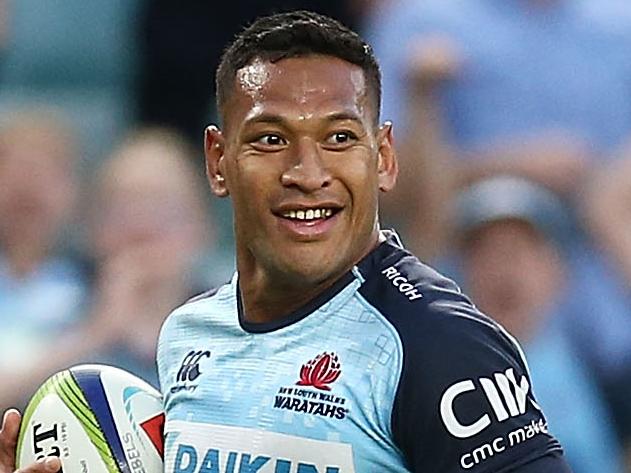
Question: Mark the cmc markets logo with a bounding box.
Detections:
[171,349,210,393]
[440,367,539,439]
[297,352,341,391]
[273,352,348,420]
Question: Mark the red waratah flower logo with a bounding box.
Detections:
[297,352,341,391]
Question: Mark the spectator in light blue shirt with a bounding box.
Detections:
[0,109,90,408]
[453,176,625,473]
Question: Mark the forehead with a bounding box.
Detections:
[225,55,370,128]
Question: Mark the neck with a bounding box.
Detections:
[237,231,383,324]
[239,271,341,324]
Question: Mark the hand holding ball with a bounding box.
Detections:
[16,365,164,473]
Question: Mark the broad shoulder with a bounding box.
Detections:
[355,239,531,405]
[159,281,235,340]
[366,242,562,471]
[358,240,515,359]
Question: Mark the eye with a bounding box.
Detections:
[325,131,357,146]
[254,134,287,147]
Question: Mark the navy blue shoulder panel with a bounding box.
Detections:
[357,236,563,473]
[512,453,572,473]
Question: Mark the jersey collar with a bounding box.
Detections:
[237,229,404,333]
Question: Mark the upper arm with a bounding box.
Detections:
[391,304,565,472]
[356,247,568,472]
[511,452,572,473]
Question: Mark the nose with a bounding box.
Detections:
[280,137,332,192]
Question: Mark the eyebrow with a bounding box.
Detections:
[325,111,363,123]
[243,113,285,127]
[243,110,364,127]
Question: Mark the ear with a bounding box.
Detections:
[376,121,398,192]
[204,125,229,197]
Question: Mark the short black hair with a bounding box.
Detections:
[216,10,381,123]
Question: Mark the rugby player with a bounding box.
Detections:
[0,10,572,473]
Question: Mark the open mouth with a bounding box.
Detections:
[280,207,338,221]
[273,205,343,236]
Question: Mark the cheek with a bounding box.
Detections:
[229,161,275,218]
[353,171,380,223]
[331,154,378,200]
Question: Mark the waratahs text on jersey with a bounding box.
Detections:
[173,444,341,473]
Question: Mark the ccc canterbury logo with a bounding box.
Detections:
[176,350,211,383]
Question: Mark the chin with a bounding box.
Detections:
[278,253,347,287]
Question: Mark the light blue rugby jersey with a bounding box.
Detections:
[157,232,563,473]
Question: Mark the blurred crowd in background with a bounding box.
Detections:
[1,1,631,472]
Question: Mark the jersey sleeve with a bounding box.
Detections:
[156,309,176,396]
[512,453,572,473]
[391,294,565,472]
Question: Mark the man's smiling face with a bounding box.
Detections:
[206,54,397,287]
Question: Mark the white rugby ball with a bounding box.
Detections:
[16,364,164,473]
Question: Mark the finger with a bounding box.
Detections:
[0,409,21,463]
[17,457,61,473]
[0,409,21,443]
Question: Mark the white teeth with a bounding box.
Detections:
[282,208,335,220]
